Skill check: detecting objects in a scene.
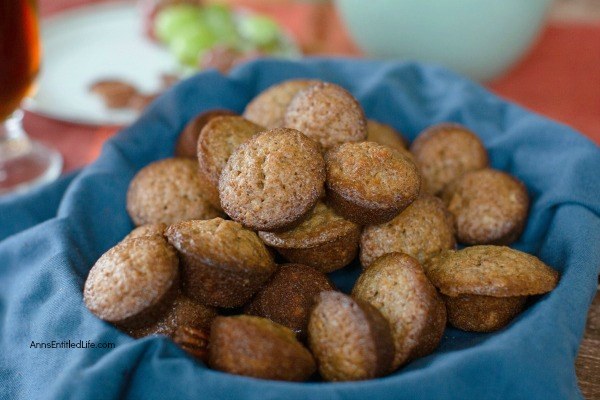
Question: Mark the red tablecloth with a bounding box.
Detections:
[28,0,600,174]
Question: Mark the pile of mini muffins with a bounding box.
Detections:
[83,79,560,382]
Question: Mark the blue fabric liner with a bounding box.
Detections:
[0,59,599,400]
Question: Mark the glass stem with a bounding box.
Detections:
[0,111,32,161]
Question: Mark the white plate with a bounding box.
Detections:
[26,1,179,126]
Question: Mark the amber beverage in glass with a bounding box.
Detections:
[0,0,61,195]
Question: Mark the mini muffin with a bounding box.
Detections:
[122,223,167,242]
[245,264,335,337]
[410,123,488,195]
[258,202,360,273]
[424,245,559,332]
[308,291,395,381]
[360,194,455,268]
[126,158,222,226]
[197,116,265,208]
[284,82,367,150]
[209,315,316,381]
[352,253,446,368]
[442,169,529,245]
[165,218,276,308]
[175,109,236,158]
[84,235,179,328]
[243,79,320,128]
[219,128,326,231]
[325,141,421,225]
[127,294,218,339]
[366,120,408,152]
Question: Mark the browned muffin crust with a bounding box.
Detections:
[410,123,488,195]
[443,294,526,332]
[423,246,560,298]
[325,141,421,225]
[175,109,236,158]
[244,264,335,337]
[360,194,455,268]
[126,158,222,226]
[352,253,446,368]
[284,82,367,150]
[127,294,218,339]
[209,315,316,381]
[165,218,276,308]
[258,202,360,272]
[197,116,265,208]
[308,291,395,381]
[219,128,326,231]
[367,120,408,151]
[84,235,179,328]
[243,79,321,128]
[122,223,167,242]
[442,169,529,245]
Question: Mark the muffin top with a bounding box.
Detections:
[243,79,321,128]
[84,235,179,323]
[126,158,222,226]
[360,194,455,267]
[165,218,274,274]
[175,109,236,158]
[442,168,529,245]
[258,202,359,248]
[219,128,325,231]
[122,223,167,242]
[424,245,560,297]
[284,82,367,150]
[410,123,488,195]
[366,120,408,152]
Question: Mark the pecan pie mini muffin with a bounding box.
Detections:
[360,194,455,268]
[410,123,488,195]
[245,264,335,337]
[243,79,320,128]
[366,120,408,152]
[165,218,276,308]
[308,291,394,381]
[352,253,446,368]
[258,202,360,272]
[122,223,167,242]
[424,245,559,332]
[197,116,265,208]
[209,315,316,381]
[126,158,222,226]
[442,169,529,245]
[175,109,236,158]
[284,82,367,150]
[219,128,326,231]
[325,141,421,225]
[84,235,179,328]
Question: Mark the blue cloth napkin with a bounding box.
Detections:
[1,59,599,400]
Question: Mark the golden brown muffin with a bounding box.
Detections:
[122,223,167,242]
[84,235,179,328]
[258,202,360,273]
[197,116,265,208]
[244,264,335,337]
[359,194,455,268]
[325,141,421,225]
[308,291,395,381]
[165,218,276,308]
[209,315,316,381]
[424,246,560,332]
[410,123,488,195]
[126,158,222,226]
[219,128,326,231]
[243,79,320,128]
[284,82,367,150]
[175,109,236,158]
[442,169,529,245]
[352,253,446,368]
[366,120,408,152]
[127,294,218,339]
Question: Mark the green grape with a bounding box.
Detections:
[238,15,282,48]
[201,4,240,47]
[169,24,216,67]
[154,5,204,45]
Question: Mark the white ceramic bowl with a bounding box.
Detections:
[335,0,554,81]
